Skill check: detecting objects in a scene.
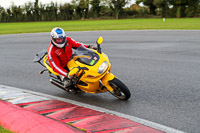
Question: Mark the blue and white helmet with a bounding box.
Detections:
[50,27,66,48]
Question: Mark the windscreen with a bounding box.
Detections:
[74,46,99,66]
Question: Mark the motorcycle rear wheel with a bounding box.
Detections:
[108,78,131,100]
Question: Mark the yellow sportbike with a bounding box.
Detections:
[34,37,131,100]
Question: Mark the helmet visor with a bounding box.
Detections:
[53,37,66,45]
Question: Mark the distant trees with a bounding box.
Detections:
[186,0,199,17]
[136,0,200,18]
[136,0,157,15]
[109,0,130,19]
[90,0,101,18]
[153,0,169,17]
[0,0,199,22]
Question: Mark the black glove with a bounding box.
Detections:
[88,45,97,50]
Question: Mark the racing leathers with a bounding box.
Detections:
[47,37,89,77]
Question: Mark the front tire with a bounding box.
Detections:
[108,78,131,100]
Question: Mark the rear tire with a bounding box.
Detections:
[108,78,131,100]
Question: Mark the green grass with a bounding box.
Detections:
[0,18,200,34]
[0,125,13,133]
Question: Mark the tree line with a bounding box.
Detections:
[0,0,199,22]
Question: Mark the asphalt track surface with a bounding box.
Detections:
[0,30,199,133]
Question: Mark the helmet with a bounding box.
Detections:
[50,27,66,48]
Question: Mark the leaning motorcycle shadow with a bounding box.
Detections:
[57,90,132,105]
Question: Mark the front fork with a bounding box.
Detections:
[101,72,116,92]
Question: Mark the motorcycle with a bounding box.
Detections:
[33,37,131,100]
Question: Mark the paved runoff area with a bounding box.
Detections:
[0,85,185,133]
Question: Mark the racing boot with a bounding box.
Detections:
[59,75,72,88]
[63,79,72,88]
[60,75,78,93]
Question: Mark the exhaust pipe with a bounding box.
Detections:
[50,79,68,91]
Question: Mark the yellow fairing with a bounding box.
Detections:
[67,49,114,93]
[43,49,116,94]
[101,73,115,92]
[43,55,59,76]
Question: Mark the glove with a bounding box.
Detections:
[88,45,97,50]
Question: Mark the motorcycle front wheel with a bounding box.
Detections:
[108,78,131,100]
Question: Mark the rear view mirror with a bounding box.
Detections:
[96,36,103,45]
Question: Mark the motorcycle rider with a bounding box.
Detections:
[47,27,96,90]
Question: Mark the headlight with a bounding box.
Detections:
[98,61,108,74]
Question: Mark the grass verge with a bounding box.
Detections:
[0,18,199,35]
[0,125,13,133]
